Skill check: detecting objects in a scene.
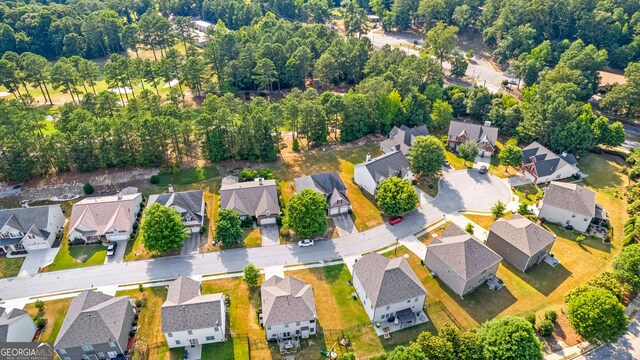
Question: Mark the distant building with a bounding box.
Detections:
[295,172,351,216]
[424,224,502,297]
[0,205,65,253]
[68,193,142,243]
[0,307,37,343]
[219,177,280,225]
[447,121,499,157]
[193,20,213,33]
[354,151,413,195]
[261,276,317,341]
[54,290,135,360]
[521,142,579,184]
[538,182,597,232]
[162,277,226,348]
[148,188,205,234]
[192,20,213,47]
[380,125,429,155]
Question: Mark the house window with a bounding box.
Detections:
[59,349,67,355]
[175,340,181,345]
[206,336,215,341]
[109,342,116,348]
[407,299,411,303]
[285,323,289,328]
[81,345,94,352]
[107,352,117,359]
[414,298,418,302]
[381,314,386,319]
[386,305,390,310]
[188,330,193,335]
[167,333,173,338]
[310,320,315,323]
[97,353,105,358]
[83,355,90,360]
[572,214,576,218]
[296,322,300,326]
[267,326,271,330]
[214,326,219,332]
[584,218,588,221]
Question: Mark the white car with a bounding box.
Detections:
[298,239,314,247]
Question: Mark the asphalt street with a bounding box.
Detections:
[576,315,640,360]
[0,170,511,301]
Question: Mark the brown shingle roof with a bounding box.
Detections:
[69,194,141,236]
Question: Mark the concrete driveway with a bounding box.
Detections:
[332,213,358,236]
[104,240,127,264]
[432,170,512,213]
[261,224,280,247]
[180,232,201,256]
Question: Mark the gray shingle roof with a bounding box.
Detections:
[261,276,317,327]
[69,194,141,237]
[447,121,498,145]
[55,290,132,349]
[219,179,280,218]
[382,125,429,155]
[489,214,556,256]
[0,308,31,342]
[356,151,411,182]
[522,142,578,178]
[427,224,502,281]
[353,252,427,308]
[148,190,204,223]
[295,172,350,206]
[542,181,596,218]
[0,205,59,246]
[162,277,224,333]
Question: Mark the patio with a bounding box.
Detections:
[373,309,429,336]
[278,338,300,354]
[486,275,505,291]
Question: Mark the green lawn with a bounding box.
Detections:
[513,184,542,206]
[24,298,72,343]
[243,228,262,248]
[45,243,107,272]
[154,166,219,186]
[463,212,512,230]
[0,256,24,278]
[116,287,174,360]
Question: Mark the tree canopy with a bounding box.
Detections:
[286,189,328,238]
[375,177,418,216]
[215,209,243,246]
[479,316,542,360]
[141,203,188,253]
[407,135,446,177]
[566,289,629,343]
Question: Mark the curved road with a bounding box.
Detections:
[0,170,511,301]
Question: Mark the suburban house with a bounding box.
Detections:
[487,214,557,272]
[295,172,351,216]
[447,121,499,157]
[0,307,37,343]
[68,193,142,243]
[0,205,65,254]
[162,277,226,348]
[354,151,413,195]
[261,275,317,341]
[219,177,280,225]
[54,290,135,360]
[521,142,580,184]
[380,125,429,155]
[352,252,427,328]
[538,182,598,232]
[424,224,502,297]
[148,187,205,234]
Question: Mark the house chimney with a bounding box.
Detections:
[484,121,492,127]
[366,152,371,162]
[117,192,122,200]
[168,184,174,193]
[561,151,567,158]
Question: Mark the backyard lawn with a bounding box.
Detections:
[115,286,173,360]
[45,242,107,272]
[0,256,24,278]
[24,298,72,343]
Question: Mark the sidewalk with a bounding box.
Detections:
[446,214,489,241]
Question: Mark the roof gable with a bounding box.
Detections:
[489,214,556,256]
[357,151,410,182]
[447,121,498,145]
[261,276,317,327]
[542,182,596,217]
[219,179,280,217]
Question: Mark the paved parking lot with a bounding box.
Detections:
[260,224,280,246]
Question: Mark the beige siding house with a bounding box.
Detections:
[424,224,502,297]
[295,172,351,216]
[487,214,557,272]
[354,151,413,195]
[148,188,205,234]
[538,182,596,232]
[380,125,429,155]
[68,193,142,243]
[219,177,280,225]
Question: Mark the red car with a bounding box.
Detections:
[389,216,404,225]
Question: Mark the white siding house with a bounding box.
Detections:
[0,205,66,253]
[261,276,317,341]
[538,182,596,233]
[68,193,142,242]
[0,308,37,343]
[354,151,413,195]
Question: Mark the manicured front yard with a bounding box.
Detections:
[45,242,107,272]
[0,256,24,278]
[115,286,172,360]
[24,298,72,343]
[243,228,262,248]
[463,212,512,230]
[513,183,543,206]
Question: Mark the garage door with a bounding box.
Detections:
[329,207,340,215]
[339,206,350,213]
[260,217,277,225]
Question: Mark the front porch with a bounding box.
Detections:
[373,308,429,336]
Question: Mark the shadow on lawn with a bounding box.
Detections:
[443,279,518,325]
[507,261,572,297]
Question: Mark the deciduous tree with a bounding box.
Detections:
[407,135,446,177]
[479,316,542,360]
[286,189,328,238]
[567,289,628,343]
[375,177,418,216]
[215,209,243,246]
[141,203,189,253]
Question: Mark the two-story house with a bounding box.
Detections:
[447,121,499,157]
[538,182,597,233]
[261,275,317,341]
[0,205,65,254]
[354,151,413,195]
[294,172,351,216]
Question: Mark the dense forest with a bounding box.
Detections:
[0,0,634,184]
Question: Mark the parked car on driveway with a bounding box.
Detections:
[106,242,118,257]
[479,165,488,174]
[389,216,404,225]
[298,239,314,247]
